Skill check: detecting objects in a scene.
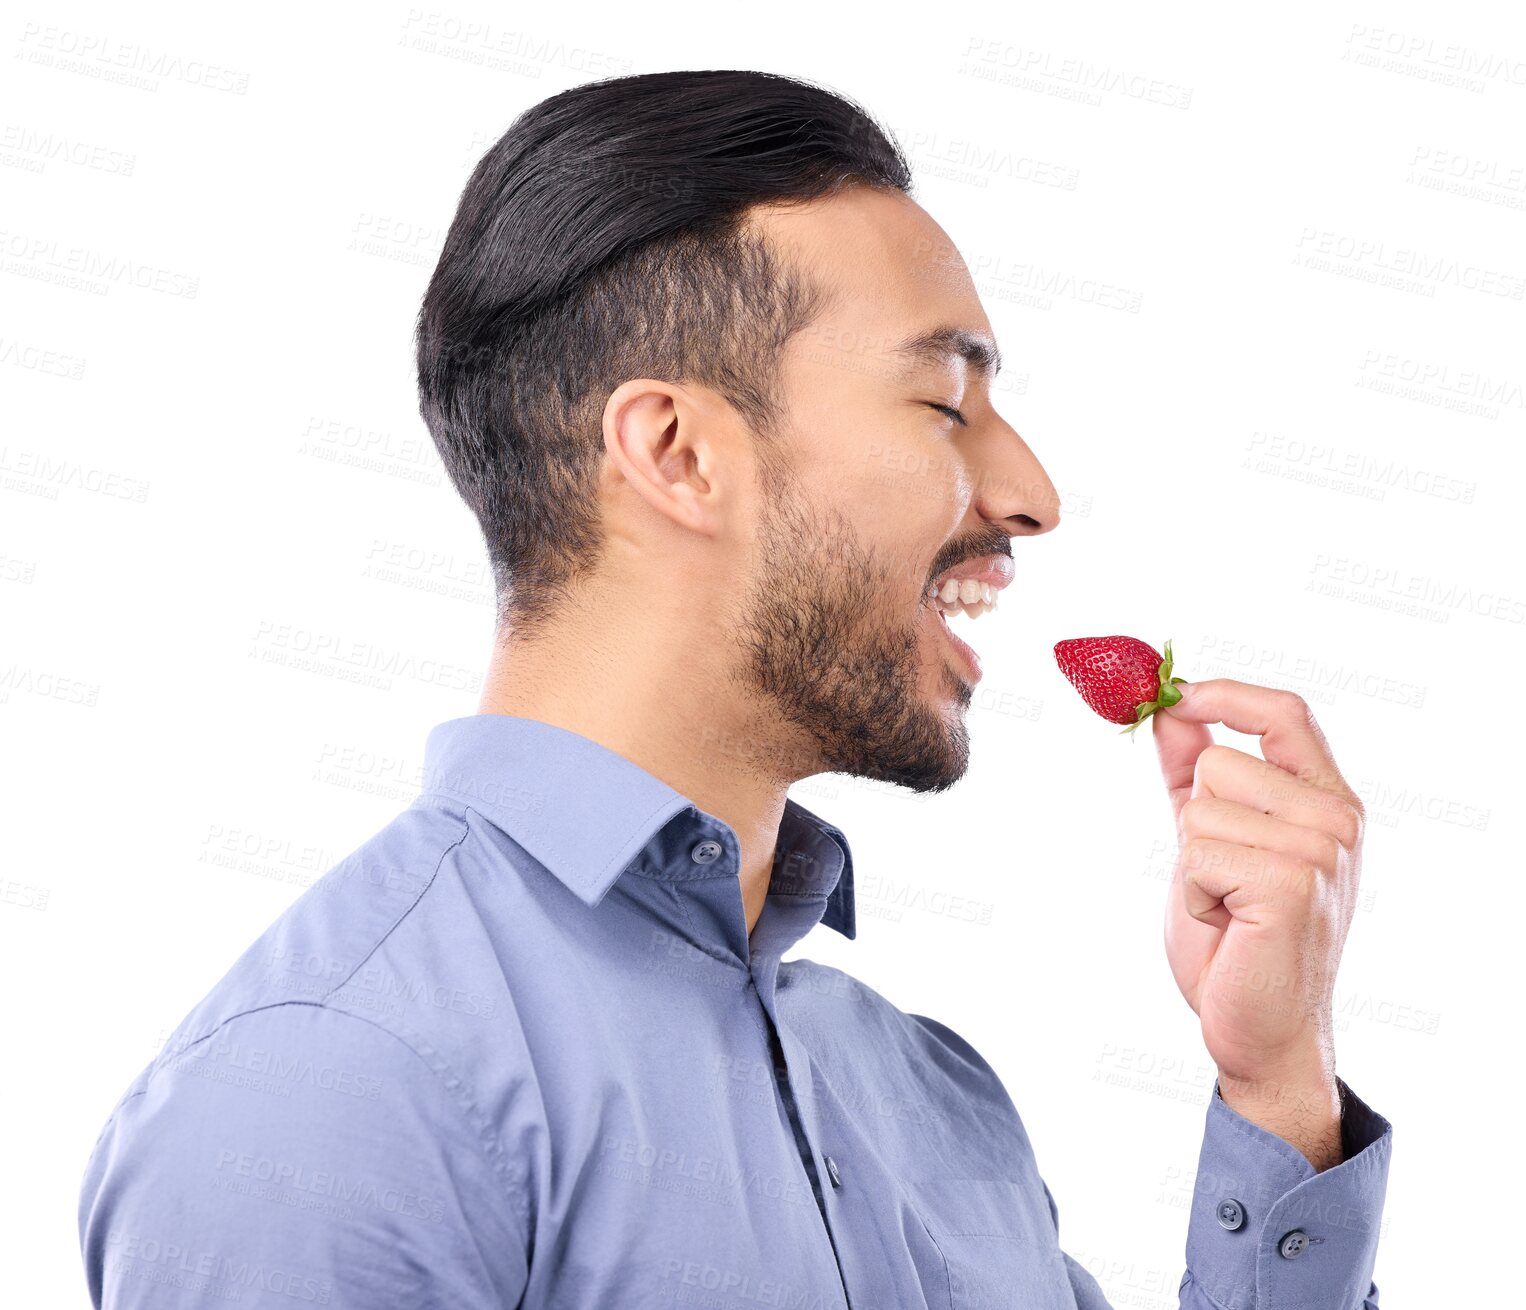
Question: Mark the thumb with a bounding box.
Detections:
[1152,684,1213,828]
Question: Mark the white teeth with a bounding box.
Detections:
[926,579,999,620]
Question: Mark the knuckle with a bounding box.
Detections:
[1316,832,1342,873]
[1266,853,1310,898]
[1288,857,1320,894]
[1197,744,1232,775]
[1179,837,1217,873]
[1344,799,1366,845]
[1277,688,1315,723]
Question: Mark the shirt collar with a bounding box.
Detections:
[415,714,856,941]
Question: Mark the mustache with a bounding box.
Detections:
[926,532,1013,585]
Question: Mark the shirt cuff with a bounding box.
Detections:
[1184,1078,1391,1310]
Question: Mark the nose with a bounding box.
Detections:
[969,411,1061,537]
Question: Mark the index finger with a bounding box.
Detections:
[1158,678,1357,802]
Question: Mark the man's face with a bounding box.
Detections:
[730,187,1060,793]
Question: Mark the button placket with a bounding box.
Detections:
[755,994,851,1304]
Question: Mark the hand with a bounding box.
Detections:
[1151,679,1366,1170]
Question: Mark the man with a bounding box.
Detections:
[79,70,1389,1308]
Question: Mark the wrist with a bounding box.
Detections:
[1218,1070,1344,1172]
[1214,1029,1336,1107]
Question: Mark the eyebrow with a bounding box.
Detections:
[889,326,1003,381]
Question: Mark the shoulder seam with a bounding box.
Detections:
[133,813,533,1231]
[151,997,533,1235]
[148,810,470,1072]
[317,812,470,1006]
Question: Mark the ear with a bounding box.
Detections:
[601,379,720,536]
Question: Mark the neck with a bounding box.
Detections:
[476,608,813,939]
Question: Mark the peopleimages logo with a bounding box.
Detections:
[213,1149,447,1224]
[0,228,199,297]
[269,946,499,1020]
[16,23,252,93]
[1292,227,1526,299]
[103,1231,331,1303]
[249,620,482,693]
[160,1029,385,1099]
[1343,24,1526,88]
[958,37,1195,109]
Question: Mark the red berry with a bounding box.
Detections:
[1054,636,1187,736]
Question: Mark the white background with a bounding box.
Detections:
[4,1,1523,1304]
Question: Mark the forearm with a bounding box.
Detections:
[1219,1070,1343,1173]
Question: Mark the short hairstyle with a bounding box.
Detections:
[415,70,913,636]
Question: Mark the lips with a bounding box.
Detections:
[928,602,982,681]
[919,550,1011,685]
[929,553,1014,595]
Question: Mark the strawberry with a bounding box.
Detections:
[1054,636,1189,737]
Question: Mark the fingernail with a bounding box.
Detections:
[1173,681,1197,704]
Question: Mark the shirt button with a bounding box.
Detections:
[1216,1199,1246,1231]
[1278,1230,1310,1259]
[824,1155,842,1188]
[691,839,722,865]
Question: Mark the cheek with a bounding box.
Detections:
[855,436,967,524]
[846,455,966,605]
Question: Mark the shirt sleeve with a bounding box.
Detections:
[1038,1079,1391,1310]
[77,1002,530,1309]
[1179,1078,1391,1310]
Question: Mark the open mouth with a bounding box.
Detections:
[922,581,998,684]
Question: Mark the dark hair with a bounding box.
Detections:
[415,70,913,636]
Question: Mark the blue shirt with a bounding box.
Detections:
[79,712,1392,1308]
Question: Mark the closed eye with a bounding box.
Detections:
[928,403,969,428]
